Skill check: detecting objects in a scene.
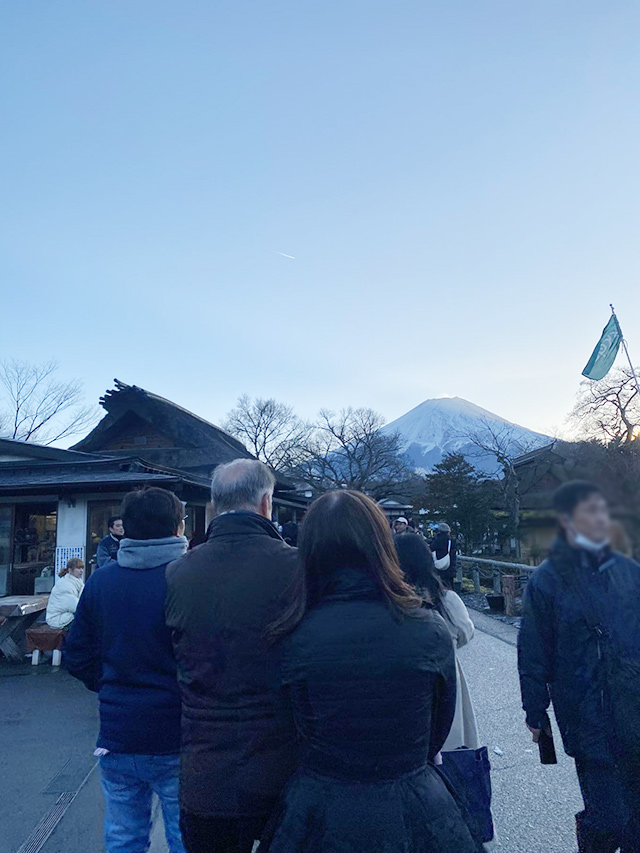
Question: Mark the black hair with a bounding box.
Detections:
[108,516,122,530]
[121,488,184,540]
[394,533,444,608]
[552,481,604,517]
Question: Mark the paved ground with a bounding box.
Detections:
[0,660,168,853]
[0,618,583,853]
[463,610,582,853]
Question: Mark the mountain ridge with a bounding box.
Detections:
[382,396,551,476]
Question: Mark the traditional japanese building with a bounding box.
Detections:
[0,381,308,595]
[512,442,571,562]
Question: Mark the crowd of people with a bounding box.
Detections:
[57,459,639,853]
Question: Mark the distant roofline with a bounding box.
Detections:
[513,441,558,465]
[0,437,105,462]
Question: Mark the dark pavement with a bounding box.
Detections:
[0,661,103,853]
[0,659,169,853]
[464,610,582,852]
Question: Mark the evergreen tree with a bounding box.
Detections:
[421,453,498,550]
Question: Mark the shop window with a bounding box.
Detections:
[11,503,57,595]
[0,506,12,596]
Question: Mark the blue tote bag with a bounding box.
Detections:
[440,747,494,844]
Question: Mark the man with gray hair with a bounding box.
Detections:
[165,459,299,853]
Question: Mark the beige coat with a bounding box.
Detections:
[440,590,480,751]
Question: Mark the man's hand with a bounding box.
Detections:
[527,723,552,743]
[527,724,541,743]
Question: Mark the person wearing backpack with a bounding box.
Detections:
[430,522,456,588]
[518,481,640,853]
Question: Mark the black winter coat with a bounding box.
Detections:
[431,531,457,581]
[518,538,640,763]
[165,512,299,818]
[260,567,480,853]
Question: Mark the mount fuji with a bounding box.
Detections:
[382,397,551,476]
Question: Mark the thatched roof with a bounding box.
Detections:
[71,380,253,476]
[70,381,297,492]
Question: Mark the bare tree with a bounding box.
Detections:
[222,394,312,473]
[462,417,546,558]
[295,407,412,497]
[0,359,97,445]
[570,367,640,447]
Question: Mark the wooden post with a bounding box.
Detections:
[493,566,502,595]
[473,564,481,594]
[503,574,517,616]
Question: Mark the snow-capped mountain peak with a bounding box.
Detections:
[382,397,550,475]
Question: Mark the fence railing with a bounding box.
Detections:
[457,555,537,615]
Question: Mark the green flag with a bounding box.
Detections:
[582,314,622,381]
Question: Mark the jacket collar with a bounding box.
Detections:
[322,566,382,602]
[118,536,188,569]
[549,536,614,578]
[207,510,284,542]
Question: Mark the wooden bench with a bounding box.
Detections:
[25,623,65,666]
[0,595,49,662]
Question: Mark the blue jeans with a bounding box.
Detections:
[100,752,185,853]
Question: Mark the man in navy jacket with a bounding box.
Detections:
[518,481,640,853]
[65,487,189,853]
[95,515,124,567]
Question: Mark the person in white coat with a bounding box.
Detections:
[439,587,480,750]
[46,558,85,630]
[393,533,480,749]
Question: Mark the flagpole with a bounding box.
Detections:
[610,303,640,398]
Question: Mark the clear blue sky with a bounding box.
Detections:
[2,1,639,438]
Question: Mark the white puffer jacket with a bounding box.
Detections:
[46,573,84,629]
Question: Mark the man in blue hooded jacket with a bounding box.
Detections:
[64,487,189,853]
[518,481,640,853]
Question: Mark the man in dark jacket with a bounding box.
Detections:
[518,481,640,853]
[165,459,299,853]
[64,488,188,853]
[96,515,124,567]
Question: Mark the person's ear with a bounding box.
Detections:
[259,492,273,520]
[558,514,570,534]
[177,520,186,537]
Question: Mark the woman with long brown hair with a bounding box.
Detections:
[263,490,481,853]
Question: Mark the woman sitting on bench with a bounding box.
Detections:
[46,558,85,630]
